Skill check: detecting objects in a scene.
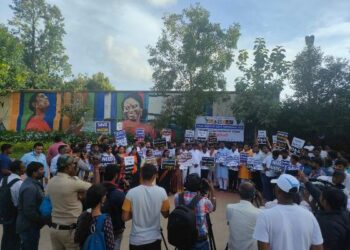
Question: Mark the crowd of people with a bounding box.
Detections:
[0,134,349,250]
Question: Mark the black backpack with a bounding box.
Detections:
[167,193,202,249]
[0,176,20,224]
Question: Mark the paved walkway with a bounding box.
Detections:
[0,191,239,250]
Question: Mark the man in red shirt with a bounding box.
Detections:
[47,136,66,165]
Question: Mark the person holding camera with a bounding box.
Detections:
[174,174,216,250]
[226,182,261,250]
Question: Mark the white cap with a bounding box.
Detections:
[271,174,300,193]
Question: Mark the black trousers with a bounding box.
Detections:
[228,169,239,190]
[130,240,161,250]
[2,222,20,250]
[251,171,263,193]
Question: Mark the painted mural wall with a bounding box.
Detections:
[0,91,235,135]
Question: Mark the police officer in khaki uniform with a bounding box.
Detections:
[47,155,91,250]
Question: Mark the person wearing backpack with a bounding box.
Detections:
[0,160,25,250]
[0,144,12,182]
[102,164,126,250]
[122,163,170,250]
[16,161,49,250]
[171,173,216,250]
[75,184,115,250]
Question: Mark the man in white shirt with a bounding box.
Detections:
[190,144,202,177]
[227,182,261,250]
[50,144,68,176]
[122,164,170,250]
[0,160,25,250]
[261,150,281,201]
[253,174,324,250]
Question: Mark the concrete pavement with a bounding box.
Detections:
[0,191,239,250]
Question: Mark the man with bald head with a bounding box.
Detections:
[226,182,261,250]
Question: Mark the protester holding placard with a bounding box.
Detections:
[226,144,240,192]
[216,142,230,191]
[128,147,141,188]
[189,144,203,177]
[238,145,253,184]
[200,145,210,179]
[158,149,176,194]
[250,145,265,192]
[262,150,282,201]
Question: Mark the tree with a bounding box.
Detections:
[64,72,115,91]
[232,38,290,138]
[290,35,323,104]
[279,37,350,146]
[0,24,28,94]
[9,0,71,89]
[148,4,240,130]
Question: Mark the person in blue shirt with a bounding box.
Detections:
[0,144,12,181]
[20,142,49,180]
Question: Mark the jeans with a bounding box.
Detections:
[19,228,40,250]
[1,222,20,250]
[114,232,123,250]
[193,240,209,250]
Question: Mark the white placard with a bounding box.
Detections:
[291,137,305,149]
[258,130,267,138]
[185,130,195,138]
[272,135,277,144]
[197,130,208,139]
[124,156,135,166]
[116,122,123,131]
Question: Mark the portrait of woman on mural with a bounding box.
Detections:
[121,93,155,138]
[25,92,52,132]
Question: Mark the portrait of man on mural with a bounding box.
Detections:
[25,92,52,132]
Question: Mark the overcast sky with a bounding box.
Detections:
[1,0,350,96]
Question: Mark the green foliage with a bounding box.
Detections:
[0,24,28,94]
[9,0,71,89]
[148,3,240,130]
[63,72,115,91]
[232,38,290,132]
[278,37,350,147]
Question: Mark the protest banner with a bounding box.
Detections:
[291,137,305,155]
[114,130,127,146]
[124,156,134,166]
[161,159,176,170]
[257,130,267,144]
[253,158,263,171]
[270,159,283,172]
[247,157,255,169]
[185,130,195,143]
[240,152,248,164]
[124,156,135,177]
[272,135,277,144]
[215,150,227,164]
[281,159,291,171]
[226,154,240,170]
[95,121,111,134]
[153,138,167,148]
[135,128,145,141]
[153,149,163,158]
[196,130,208,142]
[201,157,215,169]
[195,116,244,142]
[208,132,218,146]
[101,155,115,167]
[161,129,172,142]
[116,122,123,131]
[276,131,288,149]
